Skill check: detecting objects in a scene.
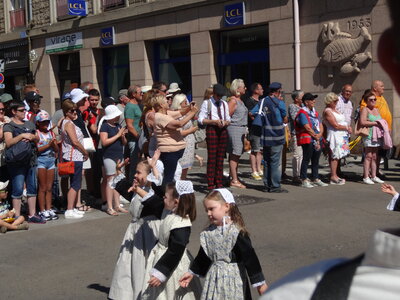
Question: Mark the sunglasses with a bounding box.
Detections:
[17,108,27,112]
[368,98,377,101]
[68,109,78,113]
[0,108,5,112]
[160,89,168,93]
[0,189,7,193]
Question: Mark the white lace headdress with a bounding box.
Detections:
[215,188,235,204]
[176,180,194,196]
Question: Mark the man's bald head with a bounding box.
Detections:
[372,80,385,96]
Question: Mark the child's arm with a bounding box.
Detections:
[179,246,212,288]
[382,184,400,211]
[147,149,162,185]
[233,233,268,295]
[148,227,191,287]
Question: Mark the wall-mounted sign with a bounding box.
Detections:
[68,0,88,16]
[0,73,4,84]
[224,2,245,27]
[0,59,5,73]
[0,40,29,70]
[45,32,83,54]
[100,27,115,46]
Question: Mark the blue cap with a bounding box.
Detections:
[62,92,71,101]
[269,82,282,90]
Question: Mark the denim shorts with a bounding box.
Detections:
[7,164,37,199]
[37,155,56,170]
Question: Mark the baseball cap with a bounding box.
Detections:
[25,91,42,103]
[303,93,318,101]
[0,93,13,103]
[62,92,71,101]
[35,110,51,122]
[118,89,128,99]
[269,82,282,90]
[213,84,228,97]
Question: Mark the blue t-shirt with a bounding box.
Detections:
[100,122,123,161]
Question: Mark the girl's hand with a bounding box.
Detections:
[179,272,194,288]
[257,283,268,295]
[116,158,129,175]
[381,184,398,196]
[148,276,162,287]
[128,180,139,193]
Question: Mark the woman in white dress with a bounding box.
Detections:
[323,93,351,185]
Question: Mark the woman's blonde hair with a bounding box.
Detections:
[151,94,167,112]
[62,100,77,116]
[204,190,248,235]
[170,93,187,110]
[324,92,339,106]
[203,87,213,100]
[230,79,245,96]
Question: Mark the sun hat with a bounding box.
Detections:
[118,89,128,100]
[0,93,13,103]
[104,105,122,120]
[141,86,152,93]
[0,180,9,191]
[167,82,181,94]
[70,88,89,104]
[35,110,51,122]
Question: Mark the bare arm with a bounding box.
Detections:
[180,126,198,137]
[100,126,125,147]
[4,131,36,148]
[359,108,378,127]
[303,124,318,139]
[165,107,197,130]
[126,118,139,139]
[228,99,237,117]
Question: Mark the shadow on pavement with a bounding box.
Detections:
[87,283,109,295]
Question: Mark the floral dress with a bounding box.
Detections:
[325,109,350,159]
[179,119,195,169]
[190,224,265,300]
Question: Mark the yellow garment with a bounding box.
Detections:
[360,95,392,129]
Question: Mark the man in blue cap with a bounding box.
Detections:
[251,82,288,193]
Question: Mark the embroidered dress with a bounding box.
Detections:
[179,119,195,169]
[109,189,161,300]
[364,113,382,147]
[325,109,350,159]
[141,213,202,300]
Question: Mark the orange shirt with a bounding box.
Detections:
[360,95,392,129]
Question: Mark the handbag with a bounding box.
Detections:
[83,126,96,152]
[251,98,265,137]
[58,145,75,176]
[354,120,369,137]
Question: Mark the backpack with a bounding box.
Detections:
[5,123,34,165]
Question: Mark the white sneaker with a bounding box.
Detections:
[312,179,328,187]
[302,179,314,188]
[39,210,51,221]
[371,176,384,183]
[363,177,374,185]
[65,209,83,219]
[73,208,85,215]
[119,195,130,204]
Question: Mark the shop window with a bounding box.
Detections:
[103,46,130,97]
[154,37,191,94]
[58,52,81,96]
[9,0,26,30]
[102,0,125,11]
[218,25,269,90]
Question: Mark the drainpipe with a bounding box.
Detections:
[293,0,301,90]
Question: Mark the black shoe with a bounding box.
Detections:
[269,187,289,193]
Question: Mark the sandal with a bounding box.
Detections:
[116,207,128,213]
[76,205,92,212]
[230,180,246,189]
[106,208,119,216]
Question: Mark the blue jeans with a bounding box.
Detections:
[263,144,283,190]
[160,149,184,186]
[7,164,37,198]
[300,143,321,180]
[127,140,139,182]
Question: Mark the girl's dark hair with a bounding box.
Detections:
[9,100,25,112]
[363,91,376,103]
[166,183,196,222]
[204,190,248,234]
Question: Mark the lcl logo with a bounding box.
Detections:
[225,8,242,17]
[69,3,83,9]
[101,32,112,38]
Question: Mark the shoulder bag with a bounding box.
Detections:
[354,120,369,137]
[58,144,75,176]
[251,98,265,137]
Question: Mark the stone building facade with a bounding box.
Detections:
[0,0,397,142]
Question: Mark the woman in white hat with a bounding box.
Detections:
[100,105,128,216]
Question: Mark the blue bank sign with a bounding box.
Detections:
[100,27,115,46]
[68,0,88,16]
[224,2,245,27]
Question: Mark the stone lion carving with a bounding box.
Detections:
[320,22,372,77]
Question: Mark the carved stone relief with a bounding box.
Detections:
[319,22,372,78]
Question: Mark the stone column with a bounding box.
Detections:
[80,48,99,90]
[190,31,217,104]
[129,41,153,86]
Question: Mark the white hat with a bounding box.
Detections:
[215,188,235,204]
[104,105,122,120]
[0,180,9,191]
[70,88,89,104]
[167,82,181,94]
[141,85,152,93]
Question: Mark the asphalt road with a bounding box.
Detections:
[1,151,400,299]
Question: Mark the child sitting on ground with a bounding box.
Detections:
[0,181,29,233]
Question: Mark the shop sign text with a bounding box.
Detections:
[100,27,115,46]
[224,2,245,27]
[68,0,88,16]
[45,32,83,54]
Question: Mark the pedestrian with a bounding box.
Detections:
[295,93,328,188]
[3,101,44,223]
[99,105,128,216]
[141,180,201,300]
[179,188,268,299]
[0,100,10,182]
[109,155,165,300]
[198,84,231,190]
[227,79,248,188]
[35,111,59,221]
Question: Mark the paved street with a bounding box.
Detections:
[1,149,400,299]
